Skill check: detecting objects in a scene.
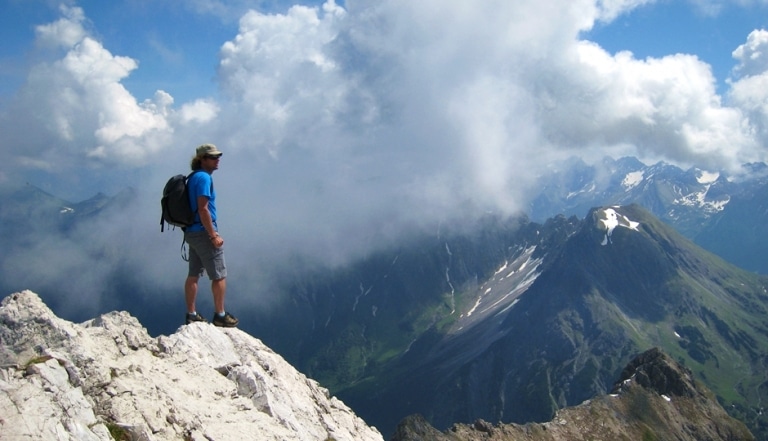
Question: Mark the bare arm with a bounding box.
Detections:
[197,195,224,248]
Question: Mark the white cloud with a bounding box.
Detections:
[595,0,657,22]
[34,5,87,49]
[732,29,768,78]
[179,99,220,124]
[547,42,758,169]
[1,4,174,176]
[729,30,768,144]
[730,74,768,114]
[202,0,768,269]
[689,0,768,16]
[3,0,768,287]
[216,1,346,150]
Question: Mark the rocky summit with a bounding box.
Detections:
[391,347,753,441]
[0,290,383,441]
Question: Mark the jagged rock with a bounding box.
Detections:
[472,419,494,435]
[0,290,383,441]
[390,414,447,441]
[389,348,754,441]
[611,346,699,398]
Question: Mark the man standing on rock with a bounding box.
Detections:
[183,144,239,327]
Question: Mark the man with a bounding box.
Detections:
[183,143,239,327]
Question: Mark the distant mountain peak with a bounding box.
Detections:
[593,206,641,245]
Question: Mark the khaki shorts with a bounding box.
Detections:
[184,231,227,280]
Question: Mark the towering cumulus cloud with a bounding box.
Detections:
[0,0,767,315]
[4,6,173,170]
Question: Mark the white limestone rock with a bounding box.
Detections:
[0,290,383,441]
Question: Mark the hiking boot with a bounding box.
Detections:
[212,311,239,328]
[185,312,207,325]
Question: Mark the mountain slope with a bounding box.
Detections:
[0,183,136,234]
[390,348,754,441]
[695,181,768,274]
[257,215,578,392]
[336,205,768,438]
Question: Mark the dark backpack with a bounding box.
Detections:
[160,171,201,232]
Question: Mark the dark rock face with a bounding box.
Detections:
[389,348,754,441]
[612,347,698,398]
[389,414,449,441]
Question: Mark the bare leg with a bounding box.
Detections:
[212,277,227,314]
[185,276,199,313]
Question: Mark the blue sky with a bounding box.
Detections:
[1,1,238,102]
[1,0,768,308]
[587,1,768,94]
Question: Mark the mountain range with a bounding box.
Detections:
[3,156,768,438]
[265,204,768,439]
[390,347,753,441]
[529,156,768,273]
[0,291,752,441]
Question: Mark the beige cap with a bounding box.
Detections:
[196,143,223,157]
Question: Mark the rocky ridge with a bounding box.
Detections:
[0,290,383,441]
[390,348,753,441]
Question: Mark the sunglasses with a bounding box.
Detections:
[204,154,222,160]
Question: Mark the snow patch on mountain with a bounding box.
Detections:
[696,170,720,184]
[457,246,541,331]
[622,170,645,190]
[567,182,596,200]
[674,190,730,213]
[596,207,640,245]
[673,175,731,213]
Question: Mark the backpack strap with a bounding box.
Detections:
[176,170,214,261]
[186,170,214,222]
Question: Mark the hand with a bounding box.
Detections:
[211,235,224,248]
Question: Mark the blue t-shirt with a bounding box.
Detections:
[186,171,216,233]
